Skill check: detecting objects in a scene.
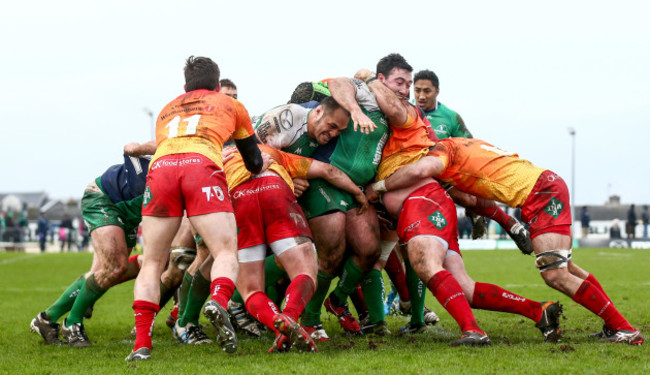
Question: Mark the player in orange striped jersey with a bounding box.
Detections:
[220,144,367,353]
[127,56,269,362]
[367,137,644,345]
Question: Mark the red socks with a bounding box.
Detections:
[245,291,281,332]
[427,270,483,333]
[586,274,611,303]
[384,251,410,301]
[132,300,160,351]
[282,274,315,321]
[471,282,542,322]
[471,198,515,228]
[210,277,235,309]
[572,280,633,331]
[349,284,367,317]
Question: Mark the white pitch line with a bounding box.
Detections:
[0,254,38,265]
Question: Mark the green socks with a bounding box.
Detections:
[301,271,334,326]
[405,259,425,325]
[177,271,194,317]
[45,275,86,322]
[361,269,385,324]
[332,258,365,304]
[65,274,106,326]
[178,270,210,327]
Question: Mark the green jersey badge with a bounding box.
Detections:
[544,197,564,218]
[428,211,448,230]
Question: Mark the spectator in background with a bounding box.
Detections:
[60,214,74,251]
[0,211,5,240]
[642,205,649,239]
[37,212,49,252]
[626,204,637,239]
[18,210,28,242]
[580,206,590,238]
[79,218,90,251]
[610,219,622,239]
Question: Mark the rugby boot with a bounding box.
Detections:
[166,303,179,329]
[361,321,391,336]
[125,347,151,362]
[598,328,644,345]
[173,320,212,345]
[268,332,292,353]
[227,300,261,337]
[83,305,94,319]
[273,313,318,352]
[535,301,563,342]
[61,319,92,348]
[589,324,616,339]
[506,220,534,255]
[397,299,411,316]
[30,312,63,345]
[398,322,428,334]
[324,295,361,334]
[467,212,487,239]
[303,324,331,342]
[449,330,492,347]
[423,306,440,325]
[203,300,238,353]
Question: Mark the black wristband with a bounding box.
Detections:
[365,77,378,85]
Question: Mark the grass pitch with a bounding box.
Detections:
[1,248,648,374]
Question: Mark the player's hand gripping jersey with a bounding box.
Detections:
[224,145,313,192]
[152,89,254,168]
[430,138,545,207]
[377,101,434,181]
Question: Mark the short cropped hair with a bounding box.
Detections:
[414,70,439,88]
[184,56,220,92]
[376,53,413,77]
[220,78,237,89]
[320,96,350,118]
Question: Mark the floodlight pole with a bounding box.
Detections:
[144,108,155,141]
[568,127,576,220]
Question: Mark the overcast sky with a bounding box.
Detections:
[1,0,649,207]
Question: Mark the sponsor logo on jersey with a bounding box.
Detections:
[289,212,307,227]
[143,186,152,207]
[404,220,421,233]
[544,197,564,219]
[231,184,282,199]
[501,292,526,302]
[428,211,448,230]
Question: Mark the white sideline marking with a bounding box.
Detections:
[596,252,632,257]
[0,254,38,265]
[4,287,65,292]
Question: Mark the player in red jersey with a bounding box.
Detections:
[225,145,367,353]
[126,56,269,362]
[367,137,643,345]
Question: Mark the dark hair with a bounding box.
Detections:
[376,53,413,78]
[184,56,220,92]
[414,69,439,88]
[220,78,237,89]
[320,96,350,117]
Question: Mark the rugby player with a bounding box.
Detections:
[227,145,368,352]
[31,141,155,347]
[367,137,644,345]
[126,56,268,361]
[255,92,389,338]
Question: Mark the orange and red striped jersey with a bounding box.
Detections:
[377,101,434,180]
[224,145,313,192]
[431,138,545,207]
[152,89,254,168]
